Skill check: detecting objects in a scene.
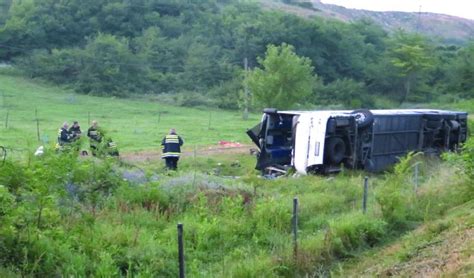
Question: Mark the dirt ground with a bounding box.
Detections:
[120,145,253,163]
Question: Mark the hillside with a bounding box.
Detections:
[0,73,258,153]
[260,0,474,44]
[1,127,473,276]
[1,0,472,107]
[335,200,474,276]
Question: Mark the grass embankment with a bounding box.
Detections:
[0,74,258,153]
[1,147,472,277]
[334,200,474,277]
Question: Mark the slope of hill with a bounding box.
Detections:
[334,200,474,276]
[0,72,257,153]
[260,0,474,44]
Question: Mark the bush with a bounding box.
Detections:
[16,48,81,84]
[157,92,217,108]
[0,160,27,194]
[208,76,242,109]
[115,183,170,212]
[328,213,387,257]
[314,78,375,108]
[461,137,474,181]
[375,153,422,229]
[252,197,291,238]
[286,212,387,275]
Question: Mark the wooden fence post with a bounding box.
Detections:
[177,223,185,278]
[292,197,299,261]
[35,108,40,141]
[363,176,368,214]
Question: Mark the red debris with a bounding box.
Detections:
[218,141,242,147]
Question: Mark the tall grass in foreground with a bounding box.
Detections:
[0,139,473,277]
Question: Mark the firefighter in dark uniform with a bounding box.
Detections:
[87,120,102,156]
[161,128,184,170]
[68,121,82,141]
[57,122,73,150]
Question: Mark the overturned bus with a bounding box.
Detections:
[247,108,468,175]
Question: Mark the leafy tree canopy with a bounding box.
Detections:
[0,0,472,109]
[247,43,315,109]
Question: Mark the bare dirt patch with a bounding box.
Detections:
[121,145,253,163]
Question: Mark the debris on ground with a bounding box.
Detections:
[218,141,241,147]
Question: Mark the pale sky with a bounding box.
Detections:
[320,0,474,20]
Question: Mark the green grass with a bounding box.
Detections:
[332,200,474,277]
[2,146,472,277]
[0,73,259,153]
[0,71,473,277]
[1,72,471,155]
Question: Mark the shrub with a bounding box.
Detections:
[314,78,375,108]
[328,212,387,257]
[71,158,124,201]
[224,254,276,277]
[115,183,170,212]
[252,197,291,239]
[283,212,387,275]
[461,137,474,181]
[376,153,422,229]
[0,160,28,194]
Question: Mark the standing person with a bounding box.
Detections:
[161,128,184,170]
[57,122,73,150]
[69,121,82,141]
[87,120,102,156]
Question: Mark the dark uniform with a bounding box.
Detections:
[161,133,184,170]
[58,127,73,146]
[69,124,82,141]
[87,126,102,156]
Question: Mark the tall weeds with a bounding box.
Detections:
[0,143,472,276]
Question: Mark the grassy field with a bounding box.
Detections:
[0,73,259,153]
[1,72,472,155]
[0,71,473,277]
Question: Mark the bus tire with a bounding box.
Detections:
[325,137,346,164]
[351,109,374,129]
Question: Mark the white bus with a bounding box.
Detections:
[247,108,468,175]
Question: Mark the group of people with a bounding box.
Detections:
[57,121,82,145]
[57,120,117,156]
[57,122,184,170]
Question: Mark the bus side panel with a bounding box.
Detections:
[293,115,311,174]
[370,115,423,172]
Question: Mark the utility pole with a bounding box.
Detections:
[416,5,422,33]
[243,57,249,120]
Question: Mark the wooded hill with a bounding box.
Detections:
[262,0,474,45]
[0,0,472,109]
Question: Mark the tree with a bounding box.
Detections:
[0,0,12,25]
[77,34,147,96]
[314,78,374,108]
[446,42,474,99]
[246,43,314,109]
[389,31,434,103]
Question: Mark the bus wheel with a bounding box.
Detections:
[326,137,346,164]
[351,109,374,129]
